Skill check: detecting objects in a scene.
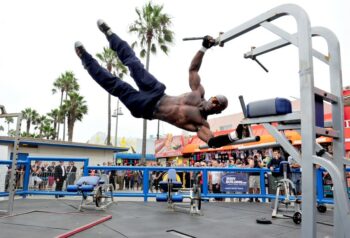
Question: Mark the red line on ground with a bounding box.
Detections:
[55,215,112,238]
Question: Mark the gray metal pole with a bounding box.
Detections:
[7,113,22,215]
[114,100,120,146]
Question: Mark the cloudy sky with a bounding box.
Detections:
[0,0,348,144]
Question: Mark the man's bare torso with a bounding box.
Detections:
[153,91,208,132]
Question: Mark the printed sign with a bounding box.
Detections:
[220,173,249,193]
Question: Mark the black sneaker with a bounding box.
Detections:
[74,41,86,58]
[97,19,112,36]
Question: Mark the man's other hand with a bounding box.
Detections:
[202,35,216,49]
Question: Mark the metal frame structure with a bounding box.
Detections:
[271,162,301,220]
[77,180,114,211]
[0,105,22,215]
[215,4,349,237]
[159,176,202,216]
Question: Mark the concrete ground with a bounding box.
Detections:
[0,198,334,238]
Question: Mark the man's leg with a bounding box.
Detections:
[75,42,145,117]
[97,20,165,92]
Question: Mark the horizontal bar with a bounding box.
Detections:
[240,112,301,125]
[86,165,271,173]
[315,127,340,138]
[276,124,301,130]
[182,37,204,41]
[314,87,339,104]
[237,142,281,151]
[0,113,21,118]
[244,28,330,64]
[0,160,28,165]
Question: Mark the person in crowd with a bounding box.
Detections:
[31,161,43,190]
[267,149,285,195]
[248,154,263,202]
[16,164,25,189]
[54,161,66,198]
[125,168,133,190]
[47,161,56,190]
[107,161,117,190]
[209,160,223,201]
[116,163,125,191]
[66,162,77,186]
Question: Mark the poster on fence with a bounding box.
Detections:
[220,173,249,193]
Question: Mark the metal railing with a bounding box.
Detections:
[0,157,349,203]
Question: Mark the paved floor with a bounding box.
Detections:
[0,198,334,238]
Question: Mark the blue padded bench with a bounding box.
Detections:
[156,193,184,202]
[67,176,101,192]
[246,97,292,118]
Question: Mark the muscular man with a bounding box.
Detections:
[75,20,239,147]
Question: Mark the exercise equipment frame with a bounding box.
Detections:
[216,4,349,237]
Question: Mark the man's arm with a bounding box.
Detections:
[197,124,214,144]
[189,51,205,96]
[188,36,216,96]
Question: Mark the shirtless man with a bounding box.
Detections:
[75,20,240,148]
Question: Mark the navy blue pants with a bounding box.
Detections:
[81,33,166,119]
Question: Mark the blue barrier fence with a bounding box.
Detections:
[0,156,349,203]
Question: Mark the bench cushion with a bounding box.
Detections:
[80,184,95,192]
[76,176,100,186]
[156,193,168,202]
[67,185,78,192]
[247,98,292,118]
[156,193,183,202]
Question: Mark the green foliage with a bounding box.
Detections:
[61,91,88,141]
[129,1,174,58]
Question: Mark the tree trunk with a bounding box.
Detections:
[106,63,112,145]
[140,41,152,164]
[57,90,64,140]
[62,93,67,141]
[67,116,74,142]
[26,120,30,134]
[53,122,57,140]
[107,94,112,145]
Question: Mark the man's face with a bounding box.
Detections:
[208,97,227,114]
[273,151,280,159]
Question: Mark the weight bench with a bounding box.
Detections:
[156,169,202,215]
[67,176,114,211]
[206,97,292,148]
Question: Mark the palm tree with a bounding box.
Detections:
[61,91,88,142]
[4,116,14,135]
[39,118,56,140]
[47,108,60,139]
[96,47,128,145]
[0,125,4,134]
[34,115,50,138]
[129,2,174,162]
[52,71,79,141]
[21,108,39,134]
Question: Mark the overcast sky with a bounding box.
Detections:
[0,0,348,143]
